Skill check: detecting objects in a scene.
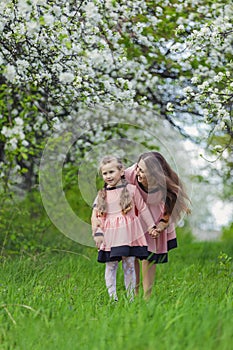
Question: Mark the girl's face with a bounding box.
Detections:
[136,159,158,190]
[136,159,148,188]
[101,161,124,187]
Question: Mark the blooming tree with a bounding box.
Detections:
[0,0,232,198]
[172,1,233,200]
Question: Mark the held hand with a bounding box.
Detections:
[148,228,160,239]
[148,226,159,238]
[93,231,104,249]
[148,222,169,239]
[156,221,169,232]
[94,235,103,249]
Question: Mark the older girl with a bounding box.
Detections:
[125,151,191,298]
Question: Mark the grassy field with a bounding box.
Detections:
[1,236,233,350]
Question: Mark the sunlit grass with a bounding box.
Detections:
[0,238,233,350]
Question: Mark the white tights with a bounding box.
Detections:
[105,256,136,301]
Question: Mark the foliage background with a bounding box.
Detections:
[0,0,232,252]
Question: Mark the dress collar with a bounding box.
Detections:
[104,183,127,191]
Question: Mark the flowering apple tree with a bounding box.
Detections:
[0,0,232,196]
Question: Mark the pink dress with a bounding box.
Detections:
[125,164,177,263]
[94,183,155,263]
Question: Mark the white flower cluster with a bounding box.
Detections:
[174,0,233,144]
[1,117,27,150]
[0,0,232,184]
[0,0,168,109]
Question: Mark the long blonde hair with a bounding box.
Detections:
[96,155,132,216]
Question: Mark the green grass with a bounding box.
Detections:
[1,238,233,350]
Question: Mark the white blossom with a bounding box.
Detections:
[22,140,29,147]
[14,164,21,172]
[166,102,174,111]
[83,2,100,21]
[198,81,209,90]
[177,24,185,31]
[15,117,24,126]
[8,137,18,150]
[1,126,11,137]
[18,131,25,140]
[43,14,55,26]
[26,21,39,35]
[59,72,75,83]
[17,0,32,14]
[183,86,193,94]
[42,124,49,131]
[4,65,16,82]
[213,72,224,82]
[52,5,62,16]
[191,76,198,84]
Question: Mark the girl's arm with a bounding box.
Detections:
[91,207,102,236]
[155,212,170,233]
[134,187,170,237]
[133,187,156,231]
[91,207,104,248]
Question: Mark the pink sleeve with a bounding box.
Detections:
[133,187,155,229]
[124,164,137,185]
[91,196,106,234]
[92,195,98,207]
[91,195,101,232]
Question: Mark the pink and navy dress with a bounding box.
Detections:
[93,183,155,263]
[125,164,178,264]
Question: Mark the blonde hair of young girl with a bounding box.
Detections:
[96,155,132,216]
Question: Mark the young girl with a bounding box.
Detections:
[91,155,157,301]
[124,151,191,298]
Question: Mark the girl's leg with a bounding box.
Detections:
[105,261,118,300]
[122,256,136,301]
[134,258,140,296]
[142,260,156,299]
